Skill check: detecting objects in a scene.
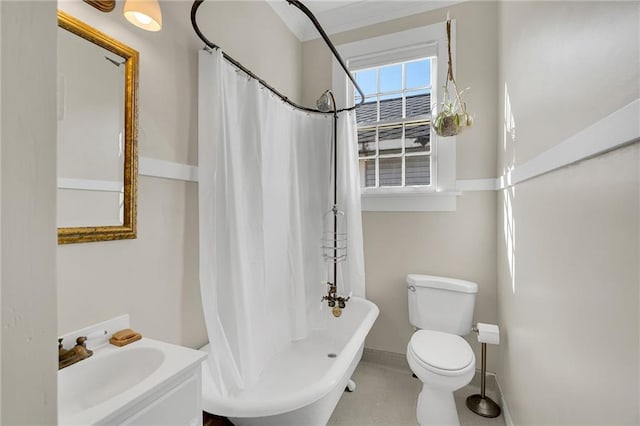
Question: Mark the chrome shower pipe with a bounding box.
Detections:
[190,0,365,113]
[316,89,339,289]
[323,90,339,289]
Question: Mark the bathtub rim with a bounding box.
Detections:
[201,296,380,418]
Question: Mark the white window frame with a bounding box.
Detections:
[333,21,458,212]
[354,57,435,191]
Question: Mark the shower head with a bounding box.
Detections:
[316,90,336,113]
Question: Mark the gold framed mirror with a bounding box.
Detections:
[57,11,138,244]
[83,0,116,13]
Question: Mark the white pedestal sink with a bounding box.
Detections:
[58,317,207,425]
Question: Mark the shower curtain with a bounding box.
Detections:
[198,50,365,398]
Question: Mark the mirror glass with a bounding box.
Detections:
[57,11,138,244]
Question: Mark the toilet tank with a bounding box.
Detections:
[407,274,478,335]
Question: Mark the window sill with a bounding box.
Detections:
[360,190,459,212]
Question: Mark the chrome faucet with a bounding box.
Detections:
[322,283,350,317]
[58,336,93,370]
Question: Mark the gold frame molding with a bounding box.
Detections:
[82,0,116,13]
[57,11,138,244]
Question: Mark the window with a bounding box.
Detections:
[333,22,458,211]
[354,58,435,190]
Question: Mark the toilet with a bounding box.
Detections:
[406,274,478,426]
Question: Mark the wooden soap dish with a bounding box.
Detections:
[110,328,142,347]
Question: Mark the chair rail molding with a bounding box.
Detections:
[138,98,640,193]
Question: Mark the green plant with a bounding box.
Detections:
[434,18,474,138]
[434,85,473,137]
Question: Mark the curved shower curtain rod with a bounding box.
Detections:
[190,0,365,114]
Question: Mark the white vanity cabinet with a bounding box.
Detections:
[102,364,203,426]
[58,316,208,426]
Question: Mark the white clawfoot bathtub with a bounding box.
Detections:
[201,297,379,426]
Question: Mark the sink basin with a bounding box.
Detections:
[58,347,165,418]
[58,337,206,425]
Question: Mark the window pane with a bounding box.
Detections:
[379,157,402,187]
[355,69,377,96]
[354,58,434,192]
[359,158,376,188]
[405,122,430,153]
[379,64,401,93]
[405,156,430,186]
[379,93,402,121]
[406,89,431,117]
[357,128,376,157]
[378,124,402,155]
[356,96,377,124]
[406,59,431,89]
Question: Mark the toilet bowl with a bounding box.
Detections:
[405,274,478,426]
[407,330,475,426]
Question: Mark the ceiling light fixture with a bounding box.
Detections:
[123,0,162,32]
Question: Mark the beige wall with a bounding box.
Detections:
[1,1,58,424]
[302,1,500,371]
[57,1,302,348]
[496,2,640,424]
[363,193,498,371]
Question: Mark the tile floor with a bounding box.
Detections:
[204,360,507,426]
[328,361,506,426]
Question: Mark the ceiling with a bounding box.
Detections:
[266,0,464,42]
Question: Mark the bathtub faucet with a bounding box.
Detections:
[322,282,350,317]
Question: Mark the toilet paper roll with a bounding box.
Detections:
[477,322,500,345]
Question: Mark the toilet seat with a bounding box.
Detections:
[408,330,474,376]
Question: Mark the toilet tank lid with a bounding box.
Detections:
[407,274,478,293]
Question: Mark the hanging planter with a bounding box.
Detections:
[434,19,473,137]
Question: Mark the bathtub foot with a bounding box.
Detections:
[345,379,356,392]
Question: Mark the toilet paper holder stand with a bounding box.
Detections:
[466,324,502,418]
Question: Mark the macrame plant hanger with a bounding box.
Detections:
[434,18,474,137]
